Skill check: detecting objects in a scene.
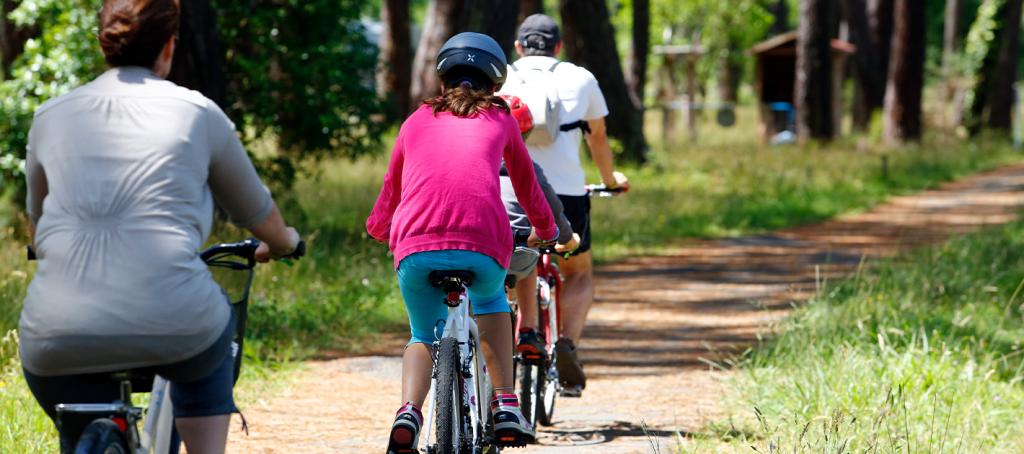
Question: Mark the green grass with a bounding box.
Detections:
[702,217,1024,453]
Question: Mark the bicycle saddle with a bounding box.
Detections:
[428,270,475,292]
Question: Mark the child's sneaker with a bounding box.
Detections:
[386,402,422,454]
[490,394,535,447]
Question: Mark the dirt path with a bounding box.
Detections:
[228,164,1024,453]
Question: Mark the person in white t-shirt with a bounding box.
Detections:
[498,14,629,396]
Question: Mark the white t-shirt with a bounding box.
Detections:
[499,56,609,196]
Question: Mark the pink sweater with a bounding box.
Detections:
[367,105,558,269]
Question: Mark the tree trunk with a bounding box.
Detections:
[882,0,925,144]
[1,0,36,79]
[410,0,466,104]
[559,0,645,163]
[519,0,543,23]
[718,50,741,104]
[625,0,649,110]
[770,0,790,35]
[942,0,961,76]
[985,0,1023,130]
[868,0,894,78]
[481,0,521,58]
[795,0,835,141]
[841,0,886,131]
[167,0,225,106]
[378,0,413,118]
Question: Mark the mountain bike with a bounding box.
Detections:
[423,269,524,454]
[33,238,304,454]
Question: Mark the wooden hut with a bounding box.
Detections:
[750,31,855,142]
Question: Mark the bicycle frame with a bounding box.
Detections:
[424,293,494,451]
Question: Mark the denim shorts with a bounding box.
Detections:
[397,250,511,345]
[24,318,237,449]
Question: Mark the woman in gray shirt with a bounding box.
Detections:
[20,1,301,452]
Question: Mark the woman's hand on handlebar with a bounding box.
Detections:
[255,227,301,263]
[554,233,581,254]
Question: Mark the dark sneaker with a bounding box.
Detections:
[554,337,586,394]
[491,394,536,447]
[387,402,422,454]
[516,329,546,364]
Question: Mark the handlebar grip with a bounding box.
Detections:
[280,240,306,260]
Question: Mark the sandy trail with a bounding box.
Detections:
[228,164,1024,453]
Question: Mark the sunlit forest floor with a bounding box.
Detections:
[2,107,1024,450]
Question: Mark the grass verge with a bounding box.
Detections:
[703,216,1024,452]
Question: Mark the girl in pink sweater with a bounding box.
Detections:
[367,33,557,452]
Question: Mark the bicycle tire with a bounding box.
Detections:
[73,419,129,454]
[434,337,464,454]
[517,362,539,427]
[537,275,558,427]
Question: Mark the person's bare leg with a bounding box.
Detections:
[176,415,230,454]
[515,269,539,330]
[557,251,594,343]
[401,343,434,408]
[477,312,514,390]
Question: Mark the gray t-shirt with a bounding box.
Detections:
[20,67,274,376]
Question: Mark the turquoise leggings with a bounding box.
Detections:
[397,250,511,345]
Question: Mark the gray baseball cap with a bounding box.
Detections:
[517,14,560,50]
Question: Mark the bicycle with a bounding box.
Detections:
[35,238,304,454]
[422,268,527,454]
[509,231,563,430]
[510,183,624,430]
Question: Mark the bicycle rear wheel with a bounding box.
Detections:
[73,419,129,454]
[434,337,465,454]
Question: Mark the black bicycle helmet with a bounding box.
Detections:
[436,32,508,89]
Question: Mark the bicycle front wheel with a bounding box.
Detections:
[517,362,540,427]
[434,337,465,454]
[73,419,129,454]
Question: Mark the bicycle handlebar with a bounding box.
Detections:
[512,229,559,255]
[26,238,306,266]
[584,183,626,197]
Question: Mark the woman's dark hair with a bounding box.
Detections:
[98,0,180,68]
[424,67,510,118]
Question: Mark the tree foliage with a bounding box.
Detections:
[0,0,383,193]
[0,0,102,186]
[213,0,384,184]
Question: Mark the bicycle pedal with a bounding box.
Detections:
[493,432,533,447]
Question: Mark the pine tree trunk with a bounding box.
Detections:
[842,0,886,131]
[410,0,466,104]
[883,0,925,144]
[942,0,961,76]
[625,0,649,109]
[519,0,543,23]
[559,0,646,163]
[481,0,520,57]
[718,52,741,104]
[770,0,789,35]
[795,0,835,140]
[1,0,36,79]
[167,0,226,106]
[378,0,413,118]
[985,0,1023,130]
